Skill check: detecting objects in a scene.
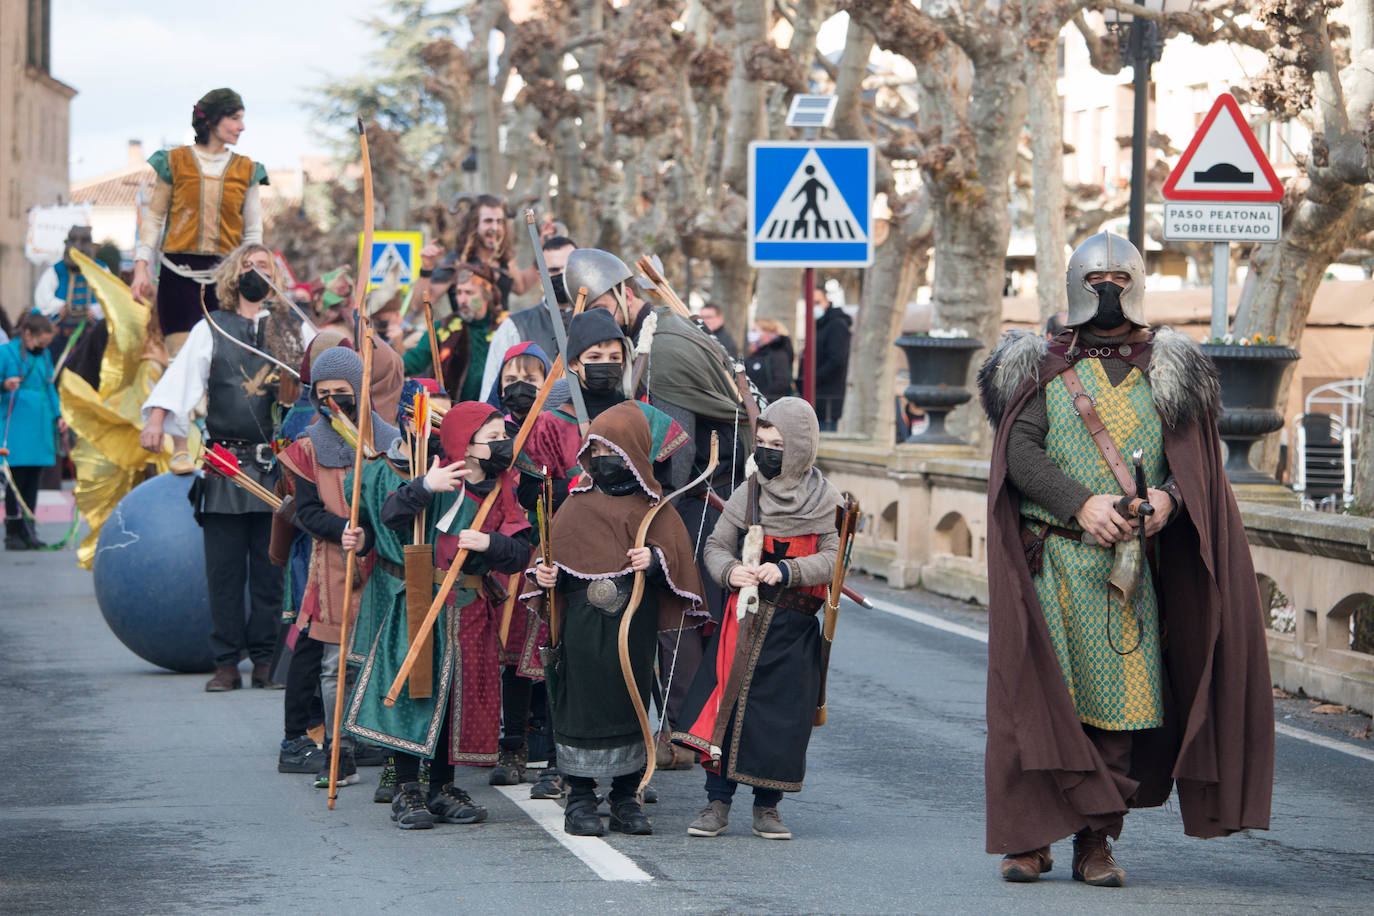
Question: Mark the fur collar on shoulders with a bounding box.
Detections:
[977,325,1219,429]
[978,329,1047,425]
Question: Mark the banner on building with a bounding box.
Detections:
[25,203,93,265]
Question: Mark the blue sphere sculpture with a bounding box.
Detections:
[93,472,213,673]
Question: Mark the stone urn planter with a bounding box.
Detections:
[1199,341,1300,485]
[893,335,985,445]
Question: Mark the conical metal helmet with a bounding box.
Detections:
[564,248,633,305]
[1065,231,1147,327]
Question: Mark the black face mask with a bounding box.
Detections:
[27,345,45,356]
[754,446,785,480]
[587,454,636,493]
[501,380,539,418]
[550,272,569,305]
[315,393,357,422]
[581,362,623,393]
[239,269,271,303]
[1088,282,1128,331]
[427,433,443,458]
[477,437,514,477]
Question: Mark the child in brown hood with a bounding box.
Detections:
[531,401,705,837]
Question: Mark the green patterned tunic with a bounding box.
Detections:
[343,461,469,757]
[1020,358,1166,731]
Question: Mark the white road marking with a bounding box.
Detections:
[867,596,1374,763]
[493,785,653,883]
[866,597,988,644]
[1275,722,1374,763]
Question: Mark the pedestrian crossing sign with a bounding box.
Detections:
[357,230,424,292]
[748,141,874,268]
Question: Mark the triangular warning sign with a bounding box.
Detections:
[370,242,412,282]
[1162,93,1284,203]
[755,149,868,243]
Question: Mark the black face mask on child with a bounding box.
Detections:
[314,393,358,422]
[581,362,623,393]
[754,446,785,480]
[587,454,637,493]
[501,380,539,418]
[478,437,514,477]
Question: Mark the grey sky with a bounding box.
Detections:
[54,0,382,181]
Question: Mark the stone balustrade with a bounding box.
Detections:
[817,438,1374,714]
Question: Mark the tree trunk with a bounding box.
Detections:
[713,0,768,350]
[1351,334,1374,512]
[1024,39,1067,326]
[839,195,932,442]
[926,51,1028,450]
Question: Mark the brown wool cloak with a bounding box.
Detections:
[982,331,1273,854]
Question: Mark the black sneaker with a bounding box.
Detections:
[278,735,324,774]
[489,745,528,785]
[373,760,397,804]
[529,767,564,800]
[313,745,359,788]
[563,796,604,836]
[609,797,652,835]
[427,783,488,824]
[353,741,388,768]
[390,782,435,830]
[5,534,31,551]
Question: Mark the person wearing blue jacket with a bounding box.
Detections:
[1,312,65,550]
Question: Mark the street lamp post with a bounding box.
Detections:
[1103,2,1190,256]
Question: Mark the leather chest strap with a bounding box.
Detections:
[1058,367,1137,496]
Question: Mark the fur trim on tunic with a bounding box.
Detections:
[978,329,1048,425]
[977,325,1218,431]
[1148,326,1220,429]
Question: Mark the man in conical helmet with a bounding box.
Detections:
[975,231,1273,888]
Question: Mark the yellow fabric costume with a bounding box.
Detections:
[60,250,200,568]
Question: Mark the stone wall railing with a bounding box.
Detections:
[817,438,1374,714]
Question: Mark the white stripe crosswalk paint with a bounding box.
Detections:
[493,785,653,882]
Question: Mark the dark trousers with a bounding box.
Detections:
[201,512,282,667]
[705,767,783,809]
[565,771,640,805]
[395,705,455,789]
[4,465,42,537]
[657,626,706,729]
[283,635,324,740]
[500,665,532,749]
[1083,724,1133,837]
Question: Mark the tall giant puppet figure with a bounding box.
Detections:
[131,88,269,355]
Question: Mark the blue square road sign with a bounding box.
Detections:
[748,141,874,268]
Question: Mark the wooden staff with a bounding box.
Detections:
[383,353,565,706]
[328,117,374,809]
[422,292,444,393]
[815,495,860,727]
[636,255,692,319]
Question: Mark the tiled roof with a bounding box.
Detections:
[70,165,156,207]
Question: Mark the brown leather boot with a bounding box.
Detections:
[251,662,283,689]
[999,847,1053,882]
[205,664,242,692]
[1072,829,1125,887]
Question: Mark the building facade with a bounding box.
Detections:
[0,0,75,324]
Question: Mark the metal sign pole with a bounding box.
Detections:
[803,267,817,406]
[1211,241,1228,340]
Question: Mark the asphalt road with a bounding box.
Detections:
[2,526,1372,915]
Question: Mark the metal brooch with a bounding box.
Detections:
[586,577,628,615]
